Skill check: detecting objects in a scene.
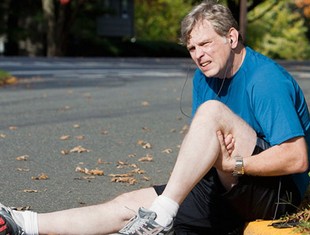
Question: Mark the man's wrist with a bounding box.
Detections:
[232,156,244,176]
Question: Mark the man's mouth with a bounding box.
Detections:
[201,61,211,67]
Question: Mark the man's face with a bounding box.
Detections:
[187,20,232,78]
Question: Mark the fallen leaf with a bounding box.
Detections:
[162,148,173,154]
[109,173,133,177]
[60,135,70,140]
[137,140,152,149]
[110,176,137,185]
[5,76,17,85]
[97,159,112,164]
[75,166,104,176]
[9,126,17,130]
[61,150,70,155]
[23,189,38,193]
[142,127,151,132]
[16,168,30,172]
[131,168,145,174]
[116,161,138,169]
[75,135,85,140]
[141,101,150,106]
[142,176,150,181]
[180,125,189,134]
[128,153,136,158]
[16,155,29,161]
[138,154,153,162]
[73,124,80,128]
[32,173,49,180]
[74,176,96,180]
[59,105,71,111]
[0,133,6,138]
[70,146,90,153]
[101,130,109,135]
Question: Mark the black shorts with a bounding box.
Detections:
[153,138,301,235]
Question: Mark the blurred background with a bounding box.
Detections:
[0,0,309,59]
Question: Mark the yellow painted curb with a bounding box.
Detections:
[244,220,301,235]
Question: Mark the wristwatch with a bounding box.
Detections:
[232,156,244,176]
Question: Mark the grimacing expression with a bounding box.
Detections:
[187,20,232,79]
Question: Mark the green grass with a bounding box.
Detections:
[0,69,12,84]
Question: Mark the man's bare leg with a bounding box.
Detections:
[162,100,257,204]
[38,187,157,235]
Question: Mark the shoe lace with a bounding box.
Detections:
[125,218,148,234]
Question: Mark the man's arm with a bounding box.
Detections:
[243,136,308,176]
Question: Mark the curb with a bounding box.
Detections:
[244,220,301,235]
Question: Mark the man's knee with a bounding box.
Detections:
[195,100,229,121]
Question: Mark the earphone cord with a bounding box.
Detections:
[179,53,232,119]
[179,65,192,119]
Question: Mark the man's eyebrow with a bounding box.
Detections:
[187,44,194,50]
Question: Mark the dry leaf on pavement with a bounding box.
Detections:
[75,135,85,140]
[60,135,70,140]
[101,129,109,135]
[180,124,189,134]
[75,166,104,176]
[142,176,150,181]
[110,176,137,185]
[138,154,153,162]
[137,140,152,149]
[16,155,29,161]
[128,153,136,158]
[16,168,30,172]
[141,101,150,106]
[70,146,90,153]
[97,159,112,164]
[61,150,70,155]
[23,189,38,193]
[162,148,173,154]
[32,173,49,180]
[131,168,145,174]
[109,173,133,177]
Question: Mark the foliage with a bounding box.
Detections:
[0,69,10,80]
[134,0,193,42]
[247,0,310,60]
[280,186,310,234]
[0,0,309,58]
[0,69,16,86]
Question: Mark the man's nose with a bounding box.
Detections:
[195,46,204,59]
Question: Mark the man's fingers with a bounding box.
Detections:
[216,131,226,150]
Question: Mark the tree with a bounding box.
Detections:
[42,0,89,57]
[134,0,193,42]
[247,0,310,60]
[295,0,310,17]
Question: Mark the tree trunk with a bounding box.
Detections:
[42,0,57,57]
[239,0,248,42]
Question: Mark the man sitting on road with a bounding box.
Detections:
[0,1,309,234]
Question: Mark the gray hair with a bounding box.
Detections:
[180,0,242,45]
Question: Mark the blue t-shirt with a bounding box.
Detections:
[192,47,310,196]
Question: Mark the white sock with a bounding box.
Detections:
[11,210,38,235]
[149,195,179,227]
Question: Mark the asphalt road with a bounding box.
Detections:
[0,57,309,214]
